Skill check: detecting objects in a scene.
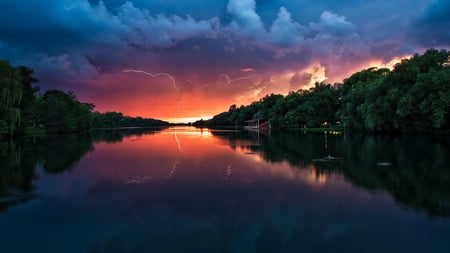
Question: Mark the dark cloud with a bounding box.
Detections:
[1,0,449,120]
[269,7,305,46]
[412,0,450,47]
[95,0,229,20]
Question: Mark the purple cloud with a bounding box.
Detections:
[1,0,449,120]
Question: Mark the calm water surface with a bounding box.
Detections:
[1,127,450,252]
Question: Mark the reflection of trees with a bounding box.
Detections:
[0,135,94,211]
[213,130,450,217]
[91,127,166,144]
[337,135,450,217]
[0,138,40,212]
[213,130,336,166]
[0,128,166,211]
[38,134,94,174]
[0,140,35,190]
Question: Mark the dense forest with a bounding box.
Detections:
[195,49,450,133]
[0,60,169,137]
[2,48,450,136]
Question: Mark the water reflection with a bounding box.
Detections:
[1,128,450,216]
[0,128,164,211]
[213,130,450,217]
[0,127,450,252]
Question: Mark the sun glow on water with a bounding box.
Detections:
[168,116,213,124]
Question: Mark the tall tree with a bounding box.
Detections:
[39,90,94,133]
[16,66,39,133]
[0,61,23,136]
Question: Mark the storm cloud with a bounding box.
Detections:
[1,0,449,121]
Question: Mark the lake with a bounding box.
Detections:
[1,127,450,252]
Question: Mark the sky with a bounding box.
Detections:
[1,0,450,123]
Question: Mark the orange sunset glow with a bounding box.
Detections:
[1,0,448,123]
[87,56,408,123]
[2,1,450,252]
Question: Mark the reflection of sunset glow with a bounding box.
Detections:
[266,164,329,187]
[169,127,213,138]
[230,139,331,187]
[92,128,338,188]
[307,167,327,185]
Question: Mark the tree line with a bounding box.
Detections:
[195,49,450,133]
[0,60,169,137]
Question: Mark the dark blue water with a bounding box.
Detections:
[1,127,450,252]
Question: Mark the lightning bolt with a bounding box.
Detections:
[200,74,259,87]
[122,69,179,91]
[122,69,258,122]
[122,69,182,122]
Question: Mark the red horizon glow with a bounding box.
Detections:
[81,57,406,123]
[2,0,448,124]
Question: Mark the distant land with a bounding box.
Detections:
[1,48,449,137]
[194,49,450,133]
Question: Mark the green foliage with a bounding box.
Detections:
[37,90,94,133]
[16,66,39,133]
[200,48,450,133]
[338,67,393,131]
[194,94,284,127]
[198,85,339,129]
[339,48,450,132]
[0,60,168,137]
[0,120,8,135]
[0,61,40,136]
[0,61,23,136]
[2,48,450,135]
[91,111,169,128]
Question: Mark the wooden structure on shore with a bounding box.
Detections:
[244,118,270,130]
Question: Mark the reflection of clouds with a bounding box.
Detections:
[13,128,447,253]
